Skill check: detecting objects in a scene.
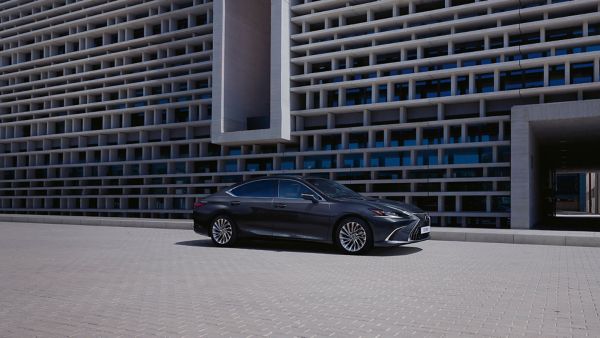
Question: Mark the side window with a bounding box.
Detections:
[278,180,313,199]
[230,180,277,198]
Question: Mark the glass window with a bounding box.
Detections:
[306,178,363,199]
[476,73,494,93]
[342,153,364,168]
[230,180,277,198]
[304,155,336,169]
[280,157,295,170]
[278,180,313,199]
[444,147,492,164]
[416,150,438,165]
[549,64,565,86]
[571,62,594,84]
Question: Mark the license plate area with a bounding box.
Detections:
[420,226,431,234]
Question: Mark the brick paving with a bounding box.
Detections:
[0,221,599,337]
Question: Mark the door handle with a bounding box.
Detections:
[275,203,287,208]
[230,201,240,206]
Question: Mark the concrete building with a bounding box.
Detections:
[1,0,600,229]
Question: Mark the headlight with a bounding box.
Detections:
[370,209,408,218]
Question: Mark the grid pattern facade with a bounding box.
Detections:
[1,0,600,226]
[0,0,214,218]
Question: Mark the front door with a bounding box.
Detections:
[270,179,332,241]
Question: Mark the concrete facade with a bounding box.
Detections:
[1,0,600,227]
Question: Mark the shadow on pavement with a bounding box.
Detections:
[175,239,422,256]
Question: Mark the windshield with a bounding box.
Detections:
[306,178,364,199]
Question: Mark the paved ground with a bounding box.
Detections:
[1,222,600,337]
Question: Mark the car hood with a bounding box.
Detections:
[336,197,424,214]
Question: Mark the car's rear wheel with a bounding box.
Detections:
[210,215,237,246]
[335,217,373,254]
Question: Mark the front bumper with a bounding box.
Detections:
[374,213,431,247]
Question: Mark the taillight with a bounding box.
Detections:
[193,201,206,208]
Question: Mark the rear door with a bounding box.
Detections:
[270,179,332,241]
[227,179,277,236]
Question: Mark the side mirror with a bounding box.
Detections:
[301,193,318,203]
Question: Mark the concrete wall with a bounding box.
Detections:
[211,0,291,145]
[223,0,270,132]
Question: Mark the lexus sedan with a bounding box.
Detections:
[192,176,430,254]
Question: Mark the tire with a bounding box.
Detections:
[209,215,237,247]
[335,217,373,255]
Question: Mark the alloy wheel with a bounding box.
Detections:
[212,217,233,245]
[339,221,367,252]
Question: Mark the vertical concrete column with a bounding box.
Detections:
[338,87,345,107]
[327,113,335,129]
[371,84,377,103]
[387,81,393,102]
[383,129,390,147]
[399,107,407,123]
[363,110,371,126]
[443,125,449,144]
[437,103,444,120]
[594,58,600,82]
[493,69,500,91]
[451,74,457,95]
[341,132,348,149]
[468,73,475,94]
[319,89,325,108]
[479,99,486,117]
[565,61,571,84]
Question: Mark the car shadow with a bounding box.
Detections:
[175,239,422,257]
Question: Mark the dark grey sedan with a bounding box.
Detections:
[192,176,430,254]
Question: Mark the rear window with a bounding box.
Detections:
[230,180,277,198]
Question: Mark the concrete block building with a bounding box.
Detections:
[1,0,600,229]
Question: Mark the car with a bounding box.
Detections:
[192,176,430,254]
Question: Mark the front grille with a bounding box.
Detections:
[409,214,430,241]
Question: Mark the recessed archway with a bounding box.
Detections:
[511,99,600,230]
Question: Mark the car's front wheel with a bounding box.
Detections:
[210,215,237,247]
[335,217,373,254]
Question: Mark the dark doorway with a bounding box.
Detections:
[536,124,600,230]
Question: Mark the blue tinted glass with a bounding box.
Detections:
[224,160,237,172]
[555,48,567,55]
[343,154,363,168]
[587,44,600,52]
[370,152,400,167]
[278,180,312,198]
[417,150,438,165]
[304,156,335,169]
[281,158,295,170]
[444,148,492,164]
[231,180,277,198]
